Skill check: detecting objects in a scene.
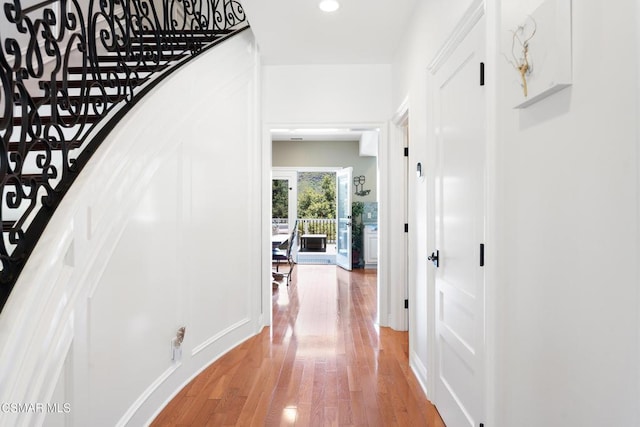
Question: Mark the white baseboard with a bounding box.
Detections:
[409,349,430,398]
[192,318,251,356]
[142,325,259,426]
[116,365,179,427]
[121,318,253,427]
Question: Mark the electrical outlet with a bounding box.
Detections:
[171,338,183,361]
[171,326,186,362]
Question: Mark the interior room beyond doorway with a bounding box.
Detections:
[272,138,378,270]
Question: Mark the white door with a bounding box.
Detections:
[432,17,486,427]
[336,167,352,271]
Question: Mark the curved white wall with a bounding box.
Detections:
[0,31,262,426]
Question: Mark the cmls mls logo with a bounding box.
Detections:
[0,402,71,413]
[46,403,71,413]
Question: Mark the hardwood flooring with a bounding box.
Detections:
[151,265,445,426]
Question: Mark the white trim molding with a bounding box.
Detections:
[117,365,180,427]
[385,98,410,332]
[410,349,430,397]
[428,0,486,75]
[391,96,409,126]
[191,318,252,356]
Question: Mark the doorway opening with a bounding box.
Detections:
[266,126,383,326]
[271,130,379,267]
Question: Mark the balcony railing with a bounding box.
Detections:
[272,218,337,244]
[298,218,337,244]
[0,0,248,309]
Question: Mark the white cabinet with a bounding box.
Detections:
[364,225,378,268]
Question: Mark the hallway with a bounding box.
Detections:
[151,265,444,426]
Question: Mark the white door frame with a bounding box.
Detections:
[389,99,410,332]
[262,122,399,328]
[336,167,353,271]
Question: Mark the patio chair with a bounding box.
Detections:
[272,221,298,286]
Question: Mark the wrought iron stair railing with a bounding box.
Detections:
[0,0,249,310]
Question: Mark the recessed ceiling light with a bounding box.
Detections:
[319,0,340,13]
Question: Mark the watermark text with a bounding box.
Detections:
[0,402,71,414]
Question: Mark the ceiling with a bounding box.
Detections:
[240,0,419,65]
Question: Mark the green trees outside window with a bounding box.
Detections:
[297,172,336,219]
[272,179,289,219]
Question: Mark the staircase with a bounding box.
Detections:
[0,0,249,309]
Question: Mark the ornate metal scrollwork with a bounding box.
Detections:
[0,0,248,308]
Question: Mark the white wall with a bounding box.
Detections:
[393,0,640,425]
[264,64,392,124]
[496,1,639,425]
[0,31,262,426]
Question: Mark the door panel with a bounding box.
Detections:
[433,16,485,427]
[336,167,352,271]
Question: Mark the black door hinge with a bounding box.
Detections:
[480,62,485,86]
[404,147,409,157]
[480,243,485,267]
[404,299,409,309]
[404,223,409,233]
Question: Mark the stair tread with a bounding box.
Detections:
[67,63,168,74]
[6,140,83,151]
[134,30,229,37]
[96,53,188,62]
[15,94,126,105]
[12,114,101,126]
[55,75,149,88]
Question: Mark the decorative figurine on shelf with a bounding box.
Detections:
[506,16,537,97]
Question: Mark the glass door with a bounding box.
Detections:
[336,167,352,271]
[272,170,297,235]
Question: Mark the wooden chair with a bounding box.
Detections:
[272,221,298,286]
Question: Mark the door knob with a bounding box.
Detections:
[428,250,439,268]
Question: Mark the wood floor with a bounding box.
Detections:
[151,265,445,426]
